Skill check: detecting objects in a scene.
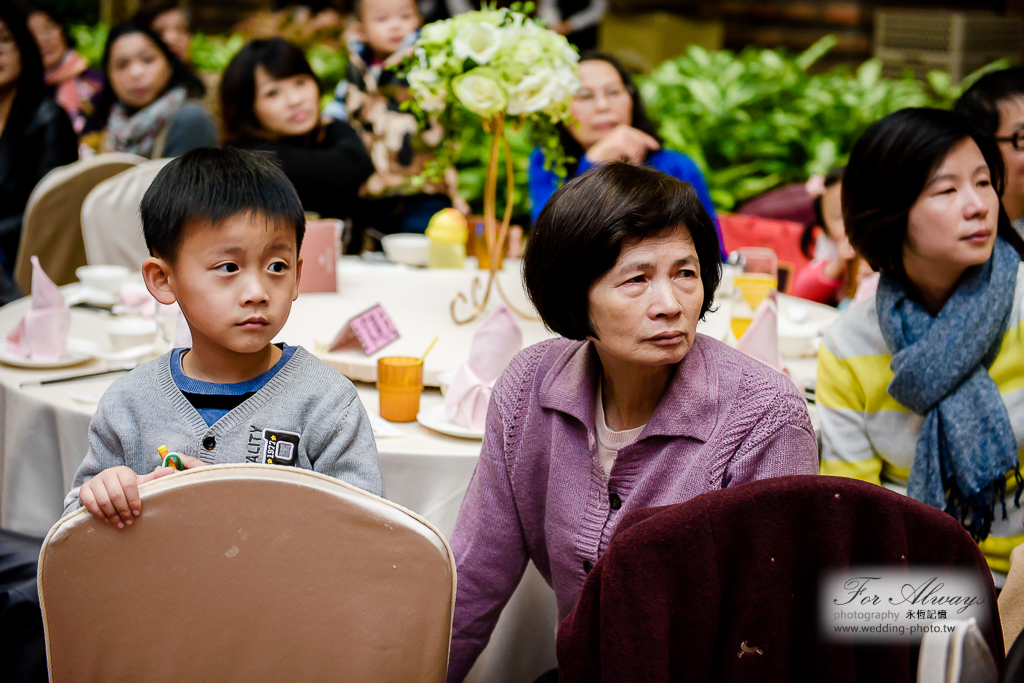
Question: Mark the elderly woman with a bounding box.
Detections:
[446,163,818,682]
[818,108,1024,575]
[528,51,723,256]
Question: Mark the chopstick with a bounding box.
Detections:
[20,367,133,388]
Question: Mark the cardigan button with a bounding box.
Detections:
[203,436,216,451]
[609,492,622,510]
[583,561,593,574]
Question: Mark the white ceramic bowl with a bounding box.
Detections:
[778,321,819,358]
[76,265,130,296]
[105,318,158,351]
[381,234,430,267]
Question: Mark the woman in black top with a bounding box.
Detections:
[0,3,76,279]
[221,38,373,238]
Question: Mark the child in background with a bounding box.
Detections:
[323,0,464,238]
[792,167,861,306]
[63,148,383,525]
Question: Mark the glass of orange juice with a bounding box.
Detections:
[730,248,779,341]
[377,357,424,422]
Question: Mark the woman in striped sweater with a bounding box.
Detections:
[818,108,1024,575]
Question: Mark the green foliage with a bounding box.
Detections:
[640,37,1003,211]
[189,33,246,73]
[454,122,534,223]
[306,43,349,96]
[69,22,108,66]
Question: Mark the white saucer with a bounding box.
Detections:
[416,404,484,440]
[0,347,93,369]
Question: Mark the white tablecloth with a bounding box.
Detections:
[0,258,835,683]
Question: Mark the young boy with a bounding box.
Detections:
[63,148,384,526]
[323,0,465,237]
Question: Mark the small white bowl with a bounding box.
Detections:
[778,321,819,357]
[105,318,158,351]
[76,265,130,296]
[381,234,430,267]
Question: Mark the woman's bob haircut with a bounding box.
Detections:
[524,162,722,341]
[844,107,1024,273]
[219,38,320,145]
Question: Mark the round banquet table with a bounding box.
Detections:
[0,257,835,683]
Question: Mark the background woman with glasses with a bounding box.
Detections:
[529,51,724,256]
[955,67,1024,237]
[0,2,76,286]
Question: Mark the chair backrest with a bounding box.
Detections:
[918,618,998,683]
[38,464,456,682]
[80,157,172,270]
[557,475,1003,683]
[14,153,144,292]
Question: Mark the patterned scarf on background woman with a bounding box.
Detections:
[876,236,1021,540]
[106,86,186,158]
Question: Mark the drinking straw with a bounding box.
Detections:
[421,336,439,363]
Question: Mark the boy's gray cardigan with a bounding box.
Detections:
[63,346,384,516]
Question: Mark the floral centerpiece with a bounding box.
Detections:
[402,3,579,323]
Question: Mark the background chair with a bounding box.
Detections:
[718,213,812,293]
[557,475,1003,683]
[80,158,172,270]
[13,153,144,293]
[38,464,456,682]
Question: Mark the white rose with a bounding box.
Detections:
[513,38,544,66]
[452,68,507,118]
[418,85,448,113]
[453,22,502,65]
[420,19,452,45]
[507,71,559,115]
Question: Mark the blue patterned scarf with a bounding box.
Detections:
[876,236,1021,540]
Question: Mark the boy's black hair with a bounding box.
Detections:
[141,147,307,261]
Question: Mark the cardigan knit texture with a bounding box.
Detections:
[63,346,383,515]
[446,335,818,682]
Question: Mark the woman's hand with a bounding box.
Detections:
[584,125,660,166]
[822,236,858,281]
[79,455,205,528]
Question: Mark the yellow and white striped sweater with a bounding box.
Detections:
[817,264,1024,573]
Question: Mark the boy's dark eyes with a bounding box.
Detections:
[268,262,287,273]
[217,263,239,273]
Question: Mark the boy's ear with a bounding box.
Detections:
[142,256,178,306]
[292,256,303,302]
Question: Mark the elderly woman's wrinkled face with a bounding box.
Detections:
[588,225,704,367]
[0,20,21,91]
[108,32,172,110]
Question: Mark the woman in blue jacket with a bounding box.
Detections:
[530,51,723,256]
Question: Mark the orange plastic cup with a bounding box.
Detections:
[377,356,424,422]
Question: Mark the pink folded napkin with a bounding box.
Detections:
[736,293,802,391]
[445,303,523,432]
[6,256,71,361]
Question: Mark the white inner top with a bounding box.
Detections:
[594,381,646,476]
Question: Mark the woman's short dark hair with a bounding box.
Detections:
[0,2,46,129]
[953,67,1024,141]
[557,50,662,169]
[220,38,320,145]
[95,21,204,126]
[524,163,722,340]
[843,107,1024,273]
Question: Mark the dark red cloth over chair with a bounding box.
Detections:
[718,214,813,292]
[556,475,1002,683]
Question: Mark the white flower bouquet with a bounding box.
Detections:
[400,3,580,322]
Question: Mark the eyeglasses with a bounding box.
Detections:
[573,86,632,106]
[995,131,1024,151]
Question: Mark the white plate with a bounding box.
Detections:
[416,404,483,440]
[0,346,93,369]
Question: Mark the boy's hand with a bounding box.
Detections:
[79,456,205,528]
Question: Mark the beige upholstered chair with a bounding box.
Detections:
[38,464,456,682]
[14,153,144,293]
[80,158,173,270]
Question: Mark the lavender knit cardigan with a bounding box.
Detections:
[446,335,818,682]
